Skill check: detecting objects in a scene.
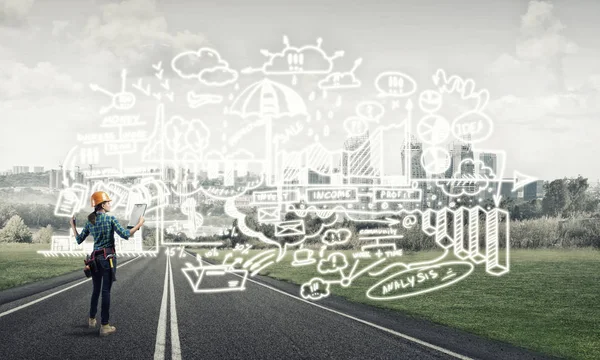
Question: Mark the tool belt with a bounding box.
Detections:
[84,247,117,281]
[92,247,116,257]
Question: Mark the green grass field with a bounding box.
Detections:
[0,243,82,291]
[197,247,600,360]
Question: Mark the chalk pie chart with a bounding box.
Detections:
[421,147,451,174]
[417,114,450,145]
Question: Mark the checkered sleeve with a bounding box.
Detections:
[76,222,90,244]
[111,216,130,240]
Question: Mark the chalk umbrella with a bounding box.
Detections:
[229,78,307,185]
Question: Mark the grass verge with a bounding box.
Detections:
[0,243,82,291]
[193,247,600,360]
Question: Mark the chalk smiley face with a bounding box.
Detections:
[418,90,443,113]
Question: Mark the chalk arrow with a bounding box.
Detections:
[512,170,537,191]
[384,217,401,226]
[355,217,400,226]
[493,194,502,207]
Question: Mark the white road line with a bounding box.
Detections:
[169,254,182,360]
[154,254,170,360]
[0,255,144,319]
[187,250,472,360]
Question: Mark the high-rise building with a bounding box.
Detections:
[500,178,522,200]
[401,139,427,210]
[447,140,474,178]
[33,166,44,173]
[442,139,476,200]
[479,153,498,200]
[401,138,426,180]
[523,180,545,201]
[49,169,66,189]
[342,131,374,185]
[13,166,29,174]
[308,169,331,185]
[479,153,497,177]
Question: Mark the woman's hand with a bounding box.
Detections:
[129,216,145,237]
[70,216,76,229]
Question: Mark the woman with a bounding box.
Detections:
[70,191,144,337]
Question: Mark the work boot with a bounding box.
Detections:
[88,317,97,328]
[99,324,116,337]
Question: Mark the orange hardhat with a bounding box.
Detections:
[91,191,112,207]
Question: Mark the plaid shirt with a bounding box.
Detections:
[76,212,130,250]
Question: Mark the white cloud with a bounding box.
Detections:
[77,0,207,75]
[485,0,599,135]
[0,97,94,171]
[486,1,577,96]
[487,76,600,132]
[517,1,577,60]
[0,0,34,27]
[51,20,69,37]
[0,61,83,98]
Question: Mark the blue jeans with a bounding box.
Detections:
[89,255,116,325]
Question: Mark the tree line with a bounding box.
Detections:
[1,176,599,245]
[504,176,600,220]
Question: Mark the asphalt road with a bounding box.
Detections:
[0,248,556,360]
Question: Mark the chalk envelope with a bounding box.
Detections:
[274,220,305,237]
[182,265,248,293]
[258,207,280,223]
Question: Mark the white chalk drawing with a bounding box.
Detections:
[242,36,344,75]
[417,114,450,145]
[182,255,248,293]
[43,35,523,300]
[172,48,238,86]
[433,69,489,111]
[317,252,349,274]
[300,278,331,300]
[89,69,136,114]
[292,248,317,267]
[375,71,417,98]
[321,229,351,246]
[366,261,475,300]
[418,90,443,113]
[318,58,362,90]
[421,147,452,174]
[355,101,385,123]
[187,91,223,108]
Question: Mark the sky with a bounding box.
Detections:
[1,0,599,182]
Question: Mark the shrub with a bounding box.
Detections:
[558,218,600,248]
[507,217,560,248]
[0,215,33,243]
[32,225,53,244]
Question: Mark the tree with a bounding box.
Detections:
[584,182,600,213]
[32,225,53,244]
[0,215,33,243]
[565,175,590,215]
[519,200,543,220]
[542,179,570,217]
[0,202,17,228]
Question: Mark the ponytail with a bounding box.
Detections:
[88,203,104,225]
